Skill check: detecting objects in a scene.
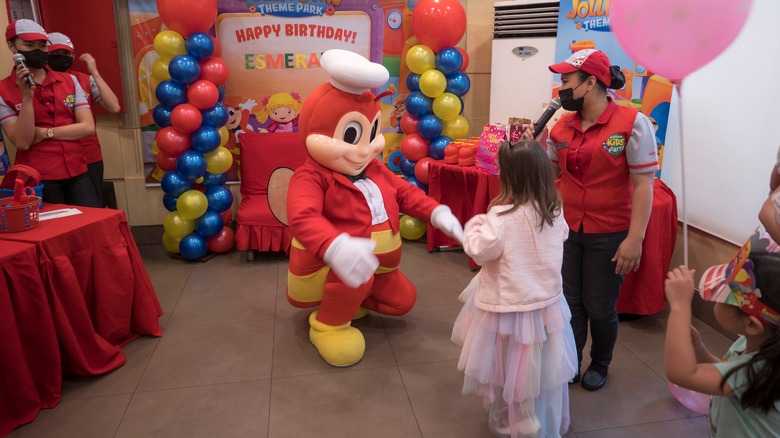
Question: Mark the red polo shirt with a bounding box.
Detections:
[0,68,90,180]
[547,100,659,233]
[71,70,102,164]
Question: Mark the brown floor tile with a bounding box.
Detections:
[272,312,396,378]
[168,278,277,328]
[152,280,185,329]
[115,380,271,438]
[438,249,478,288]
[185,249,282,284]
[138,320,273,391]
[575,416,709,438]
[62,336,159,400]
[269,367,421,438]
[383,302,464,365]
[6,394,131,438]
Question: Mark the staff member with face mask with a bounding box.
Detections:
[0,20,99,207]
[47,32,121,206]
[523,49,658,391]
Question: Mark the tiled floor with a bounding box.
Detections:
[8,240,734,438]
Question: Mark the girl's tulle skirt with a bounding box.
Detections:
[452,275,578,438]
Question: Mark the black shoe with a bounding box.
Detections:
[569,372,580,384]
[581,369,607,391]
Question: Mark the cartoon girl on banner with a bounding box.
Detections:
[255,92,303,133]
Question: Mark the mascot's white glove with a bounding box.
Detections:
[430,205,464,244]
[239,98,257,112]
[323,233,379,288]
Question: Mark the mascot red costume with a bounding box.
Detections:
[286,50,463,367]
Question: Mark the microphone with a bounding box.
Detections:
[532,98,561,139]
[12,54,36,90]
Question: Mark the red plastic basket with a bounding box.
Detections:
[0,195,41,232]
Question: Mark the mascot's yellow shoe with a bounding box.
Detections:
[309,311,366,367]
[352,307,369,320]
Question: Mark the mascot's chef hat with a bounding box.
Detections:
[299,50,390,144]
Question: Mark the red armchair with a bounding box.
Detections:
[235,132,308,259]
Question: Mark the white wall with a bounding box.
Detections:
[662,0,780,245]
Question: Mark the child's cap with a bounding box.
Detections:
[47,32,74,52]
[5,19,47,42]
[699,230,780,328]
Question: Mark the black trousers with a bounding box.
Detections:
[42,173,102,208]
[87,160,104,206]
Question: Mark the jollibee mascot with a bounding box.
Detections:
[286,50,464,367]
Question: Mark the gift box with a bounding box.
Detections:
[475,124,507,175]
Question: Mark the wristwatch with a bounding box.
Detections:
[46,128,54,139]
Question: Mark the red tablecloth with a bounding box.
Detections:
[0,205,163,435]
[426,161,678,315]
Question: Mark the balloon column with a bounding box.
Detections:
[400,0,469,194]
[154,0,235,260]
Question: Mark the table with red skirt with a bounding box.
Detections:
[426,161,678,315]
[0,204,162,435]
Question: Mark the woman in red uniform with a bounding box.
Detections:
[0,20,99,207]
[526,49,658,391]
[46,32,120,206]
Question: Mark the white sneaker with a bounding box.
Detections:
[488,405,541,438]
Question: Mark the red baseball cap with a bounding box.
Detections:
[47,32,74,52]
[549,49,611,87]
[5,19,48,42]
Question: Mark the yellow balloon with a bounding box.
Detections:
[204,146,234,174]
[406,45,435,75]
[152,57,171,81]
[218,126,230,147]
[194,177,204,184]
[177,190,209,220]
[399,215,426,240]
[153,30,186,60]
[432,92,462,121]
[163,211,195,240]
[152,140,159,155]
[419,69,447,98]
[442,116,470,140]
[162,232,181,254]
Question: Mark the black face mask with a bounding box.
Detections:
[559,80,589,112]
[47,54,73,72]
[17,49,48,69]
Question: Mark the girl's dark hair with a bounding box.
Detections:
[575,65,626,91]
[721,251,780,413]
[489,140,561,230]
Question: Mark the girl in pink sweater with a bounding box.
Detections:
[452,140,577,438]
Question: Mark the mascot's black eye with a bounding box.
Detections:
[370,120,378,142]
[343,121,362,145]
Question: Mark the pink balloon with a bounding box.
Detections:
[610,0,752,81]
[668,381,709,415]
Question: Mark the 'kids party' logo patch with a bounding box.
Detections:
[604,134,625,157]
[565,0,610,32]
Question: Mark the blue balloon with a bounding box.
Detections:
[407,176,428,193]
[162,193,179,212]
[429,136,452,160]
[201,172,228,187]
[155,80,188,109]
[417,114,443,140]
[445,72,471,97]
[185,32,215,61]
[161,171,192,196]
[169,55,201,85]
[179,233,208,260]
[176,150,207,180]
[153,105,172,128]
[399,157,416,178]
[436,47,464,76]
[201,103,229,127]
[194,210,224,238]
[190,126,221,154]
[205,186,234,212]
[217,85,225,102]
[405,91,432,117]
[406,73,421,92]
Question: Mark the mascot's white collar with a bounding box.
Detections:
[320,49,389,95]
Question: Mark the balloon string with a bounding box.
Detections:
[676,81,688,266]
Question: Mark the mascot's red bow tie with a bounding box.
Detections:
[344,172,367,182]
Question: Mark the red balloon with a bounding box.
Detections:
[170,103,203,134]
[400,133,429,162]
[156,151,177,171]
[400,112,420,135]
[158,0,217,37]
[193,184,207,193]
[187,80,220,109]
[211,36,222,58]
[207,226,235,253]
[220,208,232,225]
[456,47,469,72]
[412,0,467,52]
[414,157,434,184]
[156,126,191,157]
[199,58,230,87]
